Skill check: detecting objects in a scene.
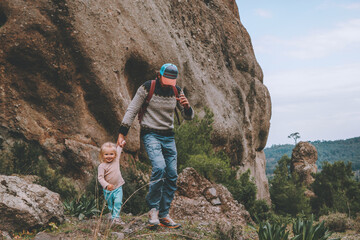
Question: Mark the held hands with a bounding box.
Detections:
[176,93,190,110]
[117,134,126,148]
[106,184,115,191]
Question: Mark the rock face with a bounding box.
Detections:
[170,168,251,225]
[291,141,318,186]
[0,175,64,231]
[0,0,271,199]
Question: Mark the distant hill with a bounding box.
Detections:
[264,137,360,176]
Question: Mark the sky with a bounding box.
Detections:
[235,0,360,147]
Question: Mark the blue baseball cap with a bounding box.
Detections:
[159,63,178,86]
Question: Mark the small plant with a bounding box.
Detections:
[250,221,290,240]
[319,213,352,232]
[63,194,100,220]
[292,215,340,240]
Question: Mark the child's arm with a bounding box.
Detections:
[98,165,110,190]
[115,145,122,163]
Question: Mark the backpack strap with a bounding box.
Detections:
[172,86,181,125]
[138,80,156,123]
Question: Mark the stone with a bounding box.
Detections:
[203,187,217,201]
[110,232,125,240]
[0,231,12,240]
[0,0,271,199]
[33,232,61,240]
[0,175,64,232]
[291,141,318,186]
[210,198,222,205]
[170,168,251,226]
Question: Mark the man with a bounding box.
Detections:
[117,63,194,228]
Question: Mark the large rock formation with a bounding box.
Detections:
[291,141,318,186]
[170,167,251,225]
[0,175,64,231]
[0,0,271,199]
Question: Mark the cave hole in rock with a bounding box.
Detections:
[0,7,7,27]
[124,54,156,98]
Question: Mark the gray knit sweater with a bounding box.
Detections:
[119,79,194,136]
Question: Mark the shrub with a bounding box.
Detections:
[251,199,272,223]
[355,214,360,232]
[226,170,257,211]
[175,107,214,170]
[11,141,42,175]
[35,158,76,199]
[319,213,352,232]
[187,154,232,183]
[0,151,12,174]
[266,213,293,226]
[0,141,76,199]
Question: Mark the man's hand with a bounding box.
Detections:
[107,184,115,191]
[117,134,126,148]
[176,94,190,109]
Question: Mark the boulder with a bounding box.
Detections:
[0,231,12,240]
[0,0,271,199]
[0,175,64,232]
[291,141,318,186]
[170,168,251,226]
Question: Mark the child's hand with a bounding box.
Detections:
[117,134,126,148]
[107,184,115,191]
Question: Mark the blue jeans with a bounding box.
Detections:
[103,186,123,219]
[142,132,178,218]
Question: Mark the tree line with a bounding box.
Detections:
[265,137,360,176]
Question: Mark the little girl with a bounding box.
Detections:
[98,142,125,225]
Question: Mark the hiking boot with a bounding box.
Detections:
[159,215,181,229]
[148,208,160,227]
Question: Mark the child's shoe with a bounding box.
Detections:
[159,215,181,229]
[148,208,160,227]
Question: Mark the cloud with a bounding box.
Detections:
[267,63,360,101]
[255,19,360,59]
[318,1,360,10]
[265,63,360,146]
[341,3,360,9]
[254,9,272,18]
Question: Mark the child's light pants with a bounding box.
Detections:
[103,186,123,219]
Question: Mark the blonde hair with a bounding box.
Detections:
[99,142,117,162]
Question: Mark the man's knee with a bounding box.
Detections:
[152,165,166,178]
[167,169,178,183]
